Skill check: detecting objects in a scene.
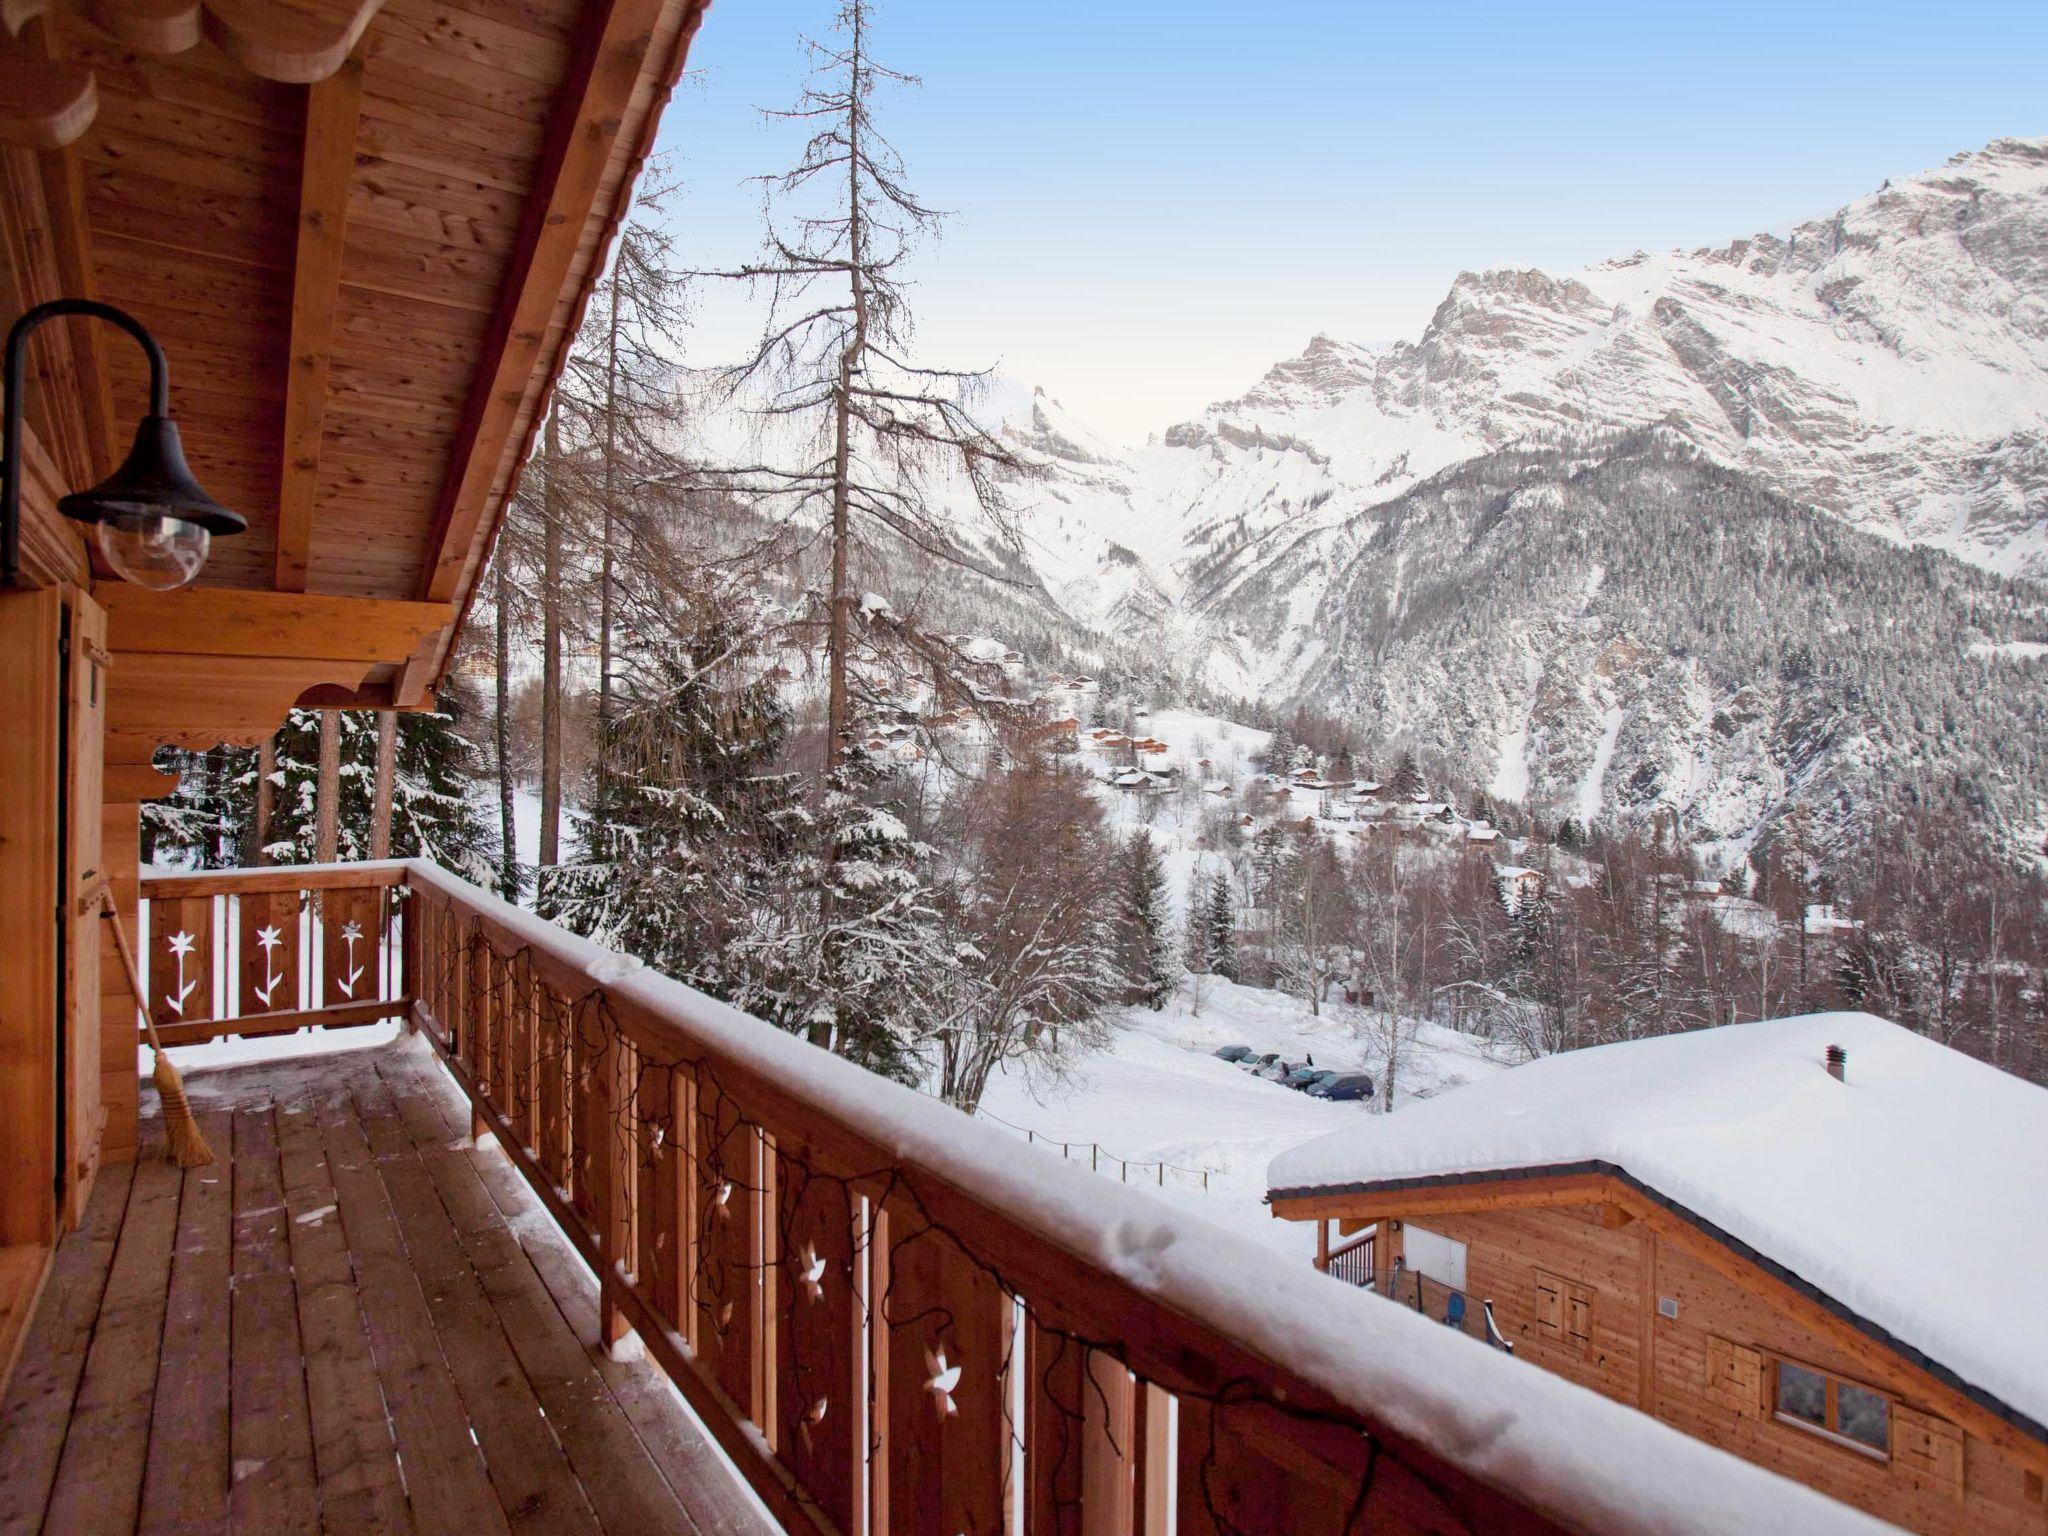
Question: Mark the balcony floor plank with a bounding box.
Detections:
[138,1109,233,1534]
[0,1038,775,1536]
[43,1129,183,1534]
[0,1161,132,1535]
[229,1103,322,1530]
[368,1049,721,1536]
[274,1090,411,1533]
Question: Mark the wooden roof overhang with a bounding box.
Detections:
[0,0,708,796]
[1269,1162,2048,1471]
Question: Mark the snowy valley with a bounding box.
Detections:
[985,137,2048,871]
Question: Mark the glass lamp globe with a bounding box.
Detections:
[96,510,211,591]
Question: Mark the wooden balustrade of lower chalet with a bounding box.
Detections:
[135,861,1884,1536]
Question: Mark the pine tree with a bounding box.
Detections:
[141,745,256,868]
[1390,750,1424,799]
[548,594,802,981]
[260,693,496,877]
[739,743,955,1081]
[1206,874,1239,983]
[1116,829,1175,1009]
[1182,864,1212,975]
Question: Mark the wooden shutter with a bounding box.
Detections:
[1534,1272,1564,1336]
[1564,1287,1592,1348]
[1893,1405,1964,1496]
[1706,1336,1763,1416]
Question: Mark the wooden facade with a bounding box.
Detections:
[0,0,706,1400]
[1277,1174,2048,1535]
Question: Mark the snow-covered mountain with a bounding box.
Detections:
[999,137,2048,863]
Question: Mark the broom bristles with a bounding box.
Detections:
[152,1052,214,1169]
[98,881,216,1170]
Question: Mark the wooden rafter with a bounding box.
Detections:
[274,50,363,593]
[414,0,669,615]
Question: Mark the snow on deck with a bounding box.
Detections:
[1269,1012,2048,1437]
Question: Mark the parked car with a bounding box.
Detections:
[1256,1058,1299,1082]
[1283,1066,1335,1091]
[1239,1051,1281,1071]
[1305,1073,1375,1102]
[1212,1044,1253,1063]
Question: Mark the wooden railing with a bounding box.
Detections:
[138,864,411,1047]
[137,861,1887,1536]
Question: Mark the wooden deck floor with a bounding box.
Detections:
[0,1036,777,1536]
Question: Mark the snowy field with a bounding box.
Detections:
[977,975,1514,1260]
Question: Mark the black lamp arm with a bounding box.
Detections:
[2,299,172,585]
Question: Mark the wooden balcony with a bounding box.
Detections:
[0,1035,771,1536]
[0,861,1895,1536]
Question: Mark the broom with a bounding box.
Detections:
[99,886,215,1169]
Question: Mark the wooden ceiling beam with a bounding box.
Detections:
[101,584,448,660]
[274,49,363,592]
[414,0,669,614]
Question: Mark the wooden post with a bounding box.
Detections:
[1315,1219,1330,1274]
[369,709,396,858]
[315,708,340,863]
[252,734,276,864]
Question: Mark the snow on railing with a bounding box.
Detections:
[139,860,1898,1536]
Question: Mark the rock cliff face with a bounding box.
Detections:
[1005,139,2048,862]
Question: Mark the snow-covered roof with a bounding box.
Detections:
[1269,1014,2048,1440]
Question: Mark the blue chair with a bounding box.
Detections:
[1444,1291,1467,1330]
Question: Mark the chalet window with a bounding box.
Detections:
[1771,1357,1890,1459]
[1533,1270,1592,1351]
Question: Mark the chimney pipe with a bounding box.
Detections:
[1826,1044,1847,1083]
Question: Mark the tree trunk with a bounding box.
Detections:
[598,277,619,801]
[252,734,276,865]
[495,550,518,900]
[370,709,397,858]
[539,410,564,872]
[315,709,340,864]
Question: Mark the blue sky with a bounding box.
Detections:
[653,0,2048,441]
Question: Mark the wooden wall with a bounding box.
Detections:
[1404,1204,2048,1536]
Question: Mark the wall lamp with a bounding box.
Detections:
[2,299,244,591]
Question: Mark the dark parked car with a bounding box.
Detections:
[1283,1066,1335,1091]
[1212,1044,1254,1063]
[1305,1073,1375,1102]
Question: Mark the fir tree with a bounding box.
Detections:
[1390,750,1424,799]
[1182,865,1213,975]
[1116,829,1175,1009]
[1206,874,1239,983]
[739,743,955,1081]
[548,594,802,982]
[262,692,496,879]
[141,745,256,868]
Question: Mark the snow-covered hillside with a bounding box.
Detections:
[995,138,2048,864]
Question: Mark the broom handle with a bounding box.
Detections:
[97,885,170,1056]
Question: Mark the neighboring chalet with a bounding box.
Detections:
[1269,1014,2048,1536]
